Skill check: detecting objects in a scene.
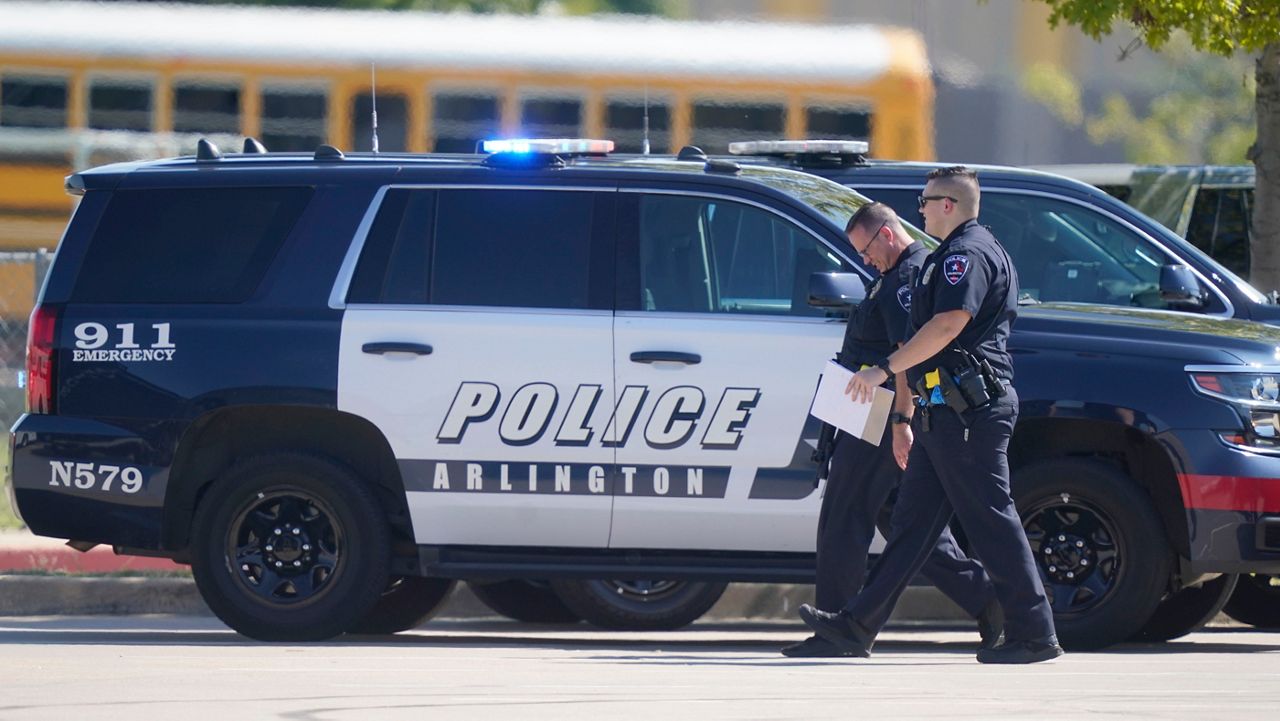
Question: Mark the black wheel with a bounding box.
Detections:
[1012,458,1172,650]
[1130,574,1238,642]
[549,579,727,630]
[468,579,582,624]
[190,453,391,642]
[1223,574,1280,628]
[347,577,458,635]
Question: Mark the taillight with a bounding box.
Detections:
[26,304,57,414]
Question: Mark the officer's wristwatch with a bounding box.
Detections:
[889,412,912,425]
[876,358,894,377]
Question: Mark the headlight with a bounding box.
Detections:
[1189,370,1280,451]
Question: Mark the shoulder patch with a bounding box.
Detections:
[943,254,970,285]
[896,284,911,311]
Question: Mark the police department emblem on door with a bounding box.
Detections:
[943,255,969,285]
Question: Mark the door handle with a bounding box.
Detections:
[630,351,701,365]
[362,342,433,356]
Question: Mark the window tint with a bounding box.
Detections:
[350,189,602,310]
[980,194,1174,308]
[691,100,785,154]
[637,195,847,316]
[89,79,152,132]
[173,81,241,134]
[435,190,594,308]
[352,92,406,152]
[806,104,870,141]
[432,91,500,153]
[520,96,581,138]
[73,187,312,303]
[606,97,671,154]
[1186,187,1252,279]
[262,88,327,152]
[1,76,68,128]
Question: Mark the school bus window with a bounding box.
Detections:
[691,100,784,154]
[173,81,241,134]
[806,104,870,142]
[0,75,68,128]
[89,79,153,132]
[352,91,407,152]
[520,96,581,138]
[432,91,499,153]
[606,97,671,154]
[261,87,326,152]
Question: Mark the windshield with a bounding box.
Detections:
[741,165,936,247]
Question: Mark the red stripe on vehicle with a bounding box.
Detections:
[1177,474,1280,513]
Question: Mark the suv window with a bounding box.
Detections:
[73,187,312,303]
[865,187,1180,309]
[1186,187,1252,279]
[635,194,849,316]
[349,188,605,310]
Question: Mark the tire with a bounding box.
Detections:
[1130,574,1238,642]
[190,453,391,642]
[468,580,582,624]
[347,577,458,634]
[1223,574,1280,628]
[549,579,727,630]
[1012,458,1172,650]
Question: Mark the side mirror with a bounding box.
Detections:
[808,272,867,308]
[1159,264,1207,308]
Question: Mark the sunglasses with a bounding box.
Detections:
[918,194,957,209]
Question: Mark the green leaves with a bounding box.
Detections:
[1037,0,1280,56]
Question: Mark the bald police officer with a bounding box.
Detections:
[799,167,1063,664]
[783,202,1001,658]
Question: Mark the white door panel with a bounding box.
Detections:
[339,307,615,547]
[610,313,842,551]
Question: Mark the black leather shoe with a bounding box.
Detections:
[781,635,852,658]
[797,604,872,658]
[976,601,1005,650]
[976,636,1064,664]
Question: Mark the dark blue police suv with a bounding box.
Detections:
[8,138,1280,649]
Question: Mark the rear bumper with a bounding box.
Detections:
[9,413,171,549]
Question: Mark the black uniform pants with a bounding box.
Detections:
[815,422,994,617]
[842,387,1057,642]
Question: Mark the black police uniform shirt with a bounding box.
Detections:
[837,241,930,372]
[905,219,1019,388]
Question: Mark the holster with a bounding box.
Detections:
[812,421,837,485]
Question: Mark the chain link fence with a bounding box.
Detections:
[0,250,52,430]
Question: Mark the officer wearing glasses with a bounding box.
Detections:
[799,167,1063,665]
[783,201,1002,657]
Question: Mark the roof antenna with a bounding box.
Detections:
[370,62,380,154]
[641,85,651,156]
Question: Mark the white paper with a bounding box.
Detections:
[809,361,895,446]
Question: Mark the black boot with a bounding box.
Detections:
[976,635,1064,664]
[781,635,853,658]
[797,604,872,658]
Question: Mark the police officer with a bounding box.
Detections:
[799,167,1063,664]
[783,202,1001,658]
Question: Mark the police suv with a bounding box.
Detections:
[8,138,1280,648]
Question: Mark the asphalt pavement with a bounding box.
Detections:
[0,616,1275,720]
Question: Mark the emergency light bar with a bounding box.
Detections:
[728,140,869,156]
[481,138,615,155]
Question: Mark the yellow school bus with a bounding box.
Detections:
[0,0,934,261]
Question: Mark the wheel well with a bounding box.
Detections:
[1010,417,1189,558]
[163,406,410,555]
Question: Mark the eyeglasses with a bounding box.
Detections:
[854,220,888,257]
[918,194,957,209]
